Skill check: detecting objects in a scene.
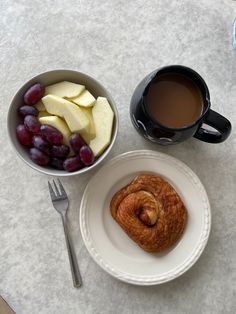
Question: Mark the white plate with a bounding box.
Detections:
[80,150,211,285]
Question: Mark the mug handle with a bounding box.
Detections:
[194,109,231,143]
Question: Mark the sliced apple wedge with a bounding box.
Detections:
[42,95,90,143]
[39,116,71,147]
[38,111,53,118]
[89,97,114,156]
[42,95,64,117]
[71,90,96,107]
[80,107,96,140]
[45,81,85,98]
[34,100,45,111]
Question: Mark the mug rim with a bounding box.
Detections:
[142,65,211,132]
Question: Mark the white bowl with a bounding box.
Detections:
[7,69,118,176]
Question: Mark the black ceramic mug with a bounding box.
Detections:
[130,65,231,145]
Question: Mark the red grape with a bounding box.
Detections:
[18,105,38,117]
[32,135,50,155]
[24,83,45,105]
[51,144,69,158]
[69,134,86,154]
[63,156,83,172]
[40,124,63,144]
[29,147,49,166]
[50,158,64,170]
[80,145,94,166]
[16,124,32,146]
[24,115,41,134]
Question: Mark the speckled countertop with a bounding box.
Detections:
[1,0,236,313]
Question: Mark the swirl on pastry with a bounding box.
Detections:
[110,174,187,253]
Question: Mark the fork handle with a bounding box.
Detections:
[61,216,82,288]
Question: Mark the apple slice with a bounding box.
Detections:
[42,95,64,117]
[89,97,114,156]
[71,90,96,107]
[42,95,90,143]
[39,116,71,147]
[45,81,85,98]
[34,100,45,111]
[80,107,96,140]
[38,111,53,118]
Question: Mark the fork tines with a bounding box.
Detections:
[48,179,67,200]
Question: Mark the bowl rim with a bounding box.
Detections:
[7,69,119,177]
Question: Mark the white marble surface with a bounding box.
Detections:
[1,0,236,313]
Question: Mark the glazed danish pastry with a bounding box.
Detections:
[110,174,187,253]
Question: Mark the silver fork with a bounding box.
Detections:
[48,179,82,288]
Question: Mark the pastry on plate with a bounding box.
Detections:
[110,174,188,253]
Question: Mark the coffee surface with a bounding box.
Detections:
[146,73,203,128]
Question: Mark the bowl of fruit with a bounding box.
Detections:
[7,69,118,176]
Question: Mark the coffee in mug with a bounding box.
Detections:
[146,73,203,128]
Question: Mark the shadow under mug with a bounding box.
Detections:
[130,65,231,145]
